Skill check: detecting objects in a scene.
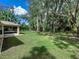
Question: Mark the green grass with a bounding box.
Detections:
[0,31,79,59]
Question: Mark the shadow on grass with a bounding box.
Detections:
[53,34,79,49]
[70,55,78,59]
[38,32,53,36]
[2,37,24,52]
[70,49,79,59]
[22,46,56,59]
[20,31,26,34]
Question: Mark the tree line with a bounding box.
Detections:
[29,0,79,33]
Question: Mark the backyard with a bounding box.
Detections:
[0,31,79,59]
[0,0,79,59]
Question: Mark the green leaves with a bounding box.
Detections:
[0,10,18,22]
[29,0,79,32]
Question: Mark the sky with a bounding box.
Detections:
[0,0,30,24]
[0,0,30,10]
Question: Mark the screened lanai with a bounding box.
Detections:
[0,21,20,53]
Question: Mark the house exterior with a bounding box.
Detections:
[0,21,20,53]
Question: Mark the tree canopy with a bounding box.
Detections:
[29,0,79,33]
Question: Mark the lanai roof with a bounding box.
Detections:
[0,21,20,26]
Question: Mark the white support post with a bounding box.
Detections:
[0,25,4,53]
[17,26,19,35]
[0,38,3,54]
[2,25,4,36]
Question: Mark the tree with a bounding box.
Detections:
[29,0,79,33]
[0,9,18,23]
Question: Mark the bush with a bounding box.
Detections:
[20,24,29,31]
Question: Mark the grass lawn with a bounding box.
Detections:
[0,31,79,59]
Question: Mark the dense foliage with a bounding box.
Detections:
[29,0,79,33]
[0,9,18,23]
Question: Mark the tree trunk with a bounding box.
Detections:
[43,13,47,32]
[77,26,79,37]
[36,15,39,32]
